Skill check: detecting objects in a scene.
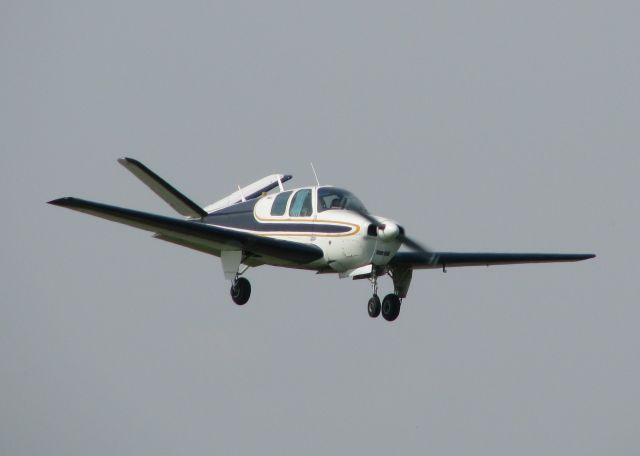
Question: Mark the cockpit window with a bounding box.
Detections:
[289,189,313,217]
[317,187,368,214]
[270,191,292,216]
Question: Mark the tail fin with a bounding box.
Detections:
[118,157,207,218]
[204,174,292,213]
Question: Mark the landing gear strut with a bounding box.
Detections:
[230,277,251,305]
[367,272,381,318]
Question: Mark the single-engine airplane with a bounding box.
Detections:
[49,158,595,322]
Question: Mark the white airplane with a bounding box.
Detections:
[49,158,595,322]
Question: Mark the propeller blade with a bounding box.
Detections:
[353,209,381,227]
[400,234,432,255]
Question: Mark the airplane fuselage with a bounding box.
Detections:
[204,185,402,273]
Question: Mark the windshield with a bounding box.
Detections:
[317,187,368,214]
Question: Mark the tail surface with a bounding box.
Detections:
[118,157,206,218]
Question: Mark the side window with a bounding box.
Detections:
[289,189,313,217]
[270,191,292,216]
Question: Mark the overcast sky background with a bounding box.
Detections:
[2,1,639,455]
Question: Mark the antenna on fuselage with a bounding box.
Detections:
[310,162,320,186]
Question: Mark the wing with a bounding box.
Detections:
[389,251,595,269]
[48,197,323,264]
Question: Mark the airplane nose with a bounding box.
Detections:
[378,222,400,241]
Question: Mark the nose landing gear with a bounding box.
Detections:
[368,294,381,318]
[381,293,401,321]
[367,271,402,322]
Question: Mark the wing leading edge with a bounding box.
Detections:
[389,251,595,269]
[48,197,323,264]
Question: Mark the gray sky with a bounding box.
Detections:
[2,1,639,455]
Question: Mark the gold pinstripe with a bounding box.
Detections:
[252,210,361,237]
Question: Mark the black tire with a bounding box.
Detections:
[381,294,401,321]
[368,294,381,318]
[230,277,251,305]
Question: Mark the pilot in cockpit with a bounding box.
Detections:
[329,197,343,209]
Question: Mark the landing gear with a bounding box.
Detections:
[230,277,251,305]
[368,294,381,318]
[381,293,401,322]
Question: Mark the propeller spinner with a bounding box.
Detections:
[354,209,431,255]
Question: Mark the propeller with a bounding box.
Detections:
[350,208,432,255]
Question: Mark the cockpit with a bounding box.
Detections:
[317,187,368,214]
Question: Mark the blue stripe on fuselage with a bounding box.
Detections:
[204,199,351,234]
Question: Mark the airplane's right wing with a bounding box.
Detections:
[48,197,323,264]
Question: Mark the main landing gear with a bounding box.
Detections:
[230,277,251,305]
[368,272,402,322]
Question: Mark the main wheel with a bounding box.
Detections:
[368,294,381,318]
[230,277,251,305]
[381,294,401,321]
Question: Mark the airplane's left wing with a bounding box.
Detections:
[48,197,323,264]
[389,251,595,269]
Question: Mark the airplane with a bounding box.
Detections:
[48,158,595,322]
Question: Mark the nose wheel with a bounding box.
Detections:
[381,293,401,321]
[368,294,381,318]
[230,277,251,305]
